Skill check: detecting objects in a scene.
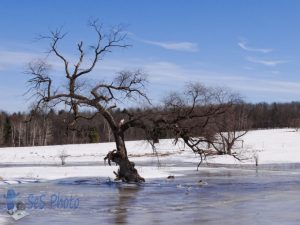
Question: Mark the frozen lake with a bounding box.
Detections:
[1,166,300,224]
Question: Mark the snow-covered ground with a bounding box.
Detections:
[0,128,300,182]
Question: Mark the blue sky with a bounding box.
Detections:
[1,0,300,112]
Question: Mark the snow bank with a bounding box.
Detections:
[0,128,299,181]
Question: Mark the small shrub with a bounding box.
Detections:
[59,150,69,166]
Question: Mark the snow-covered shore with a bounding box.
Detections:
[0,128,300,182]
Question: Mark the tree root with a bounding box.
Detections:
[104,150,145,183]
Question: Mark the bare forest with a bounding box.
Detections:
[1,102,300,148]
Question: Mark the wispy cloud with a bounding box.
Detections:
[93,59,299,97]
[236,79,300,94]
[1,48,299,105]
[143,40,199,52]
[0,50,40,68]
[0,64,5,71]
[246,57,288,67]
[244,66,254,70]
[238,40,273,53]
[0,49,104,73]
[127,32,199,52]
[270,70,280,75]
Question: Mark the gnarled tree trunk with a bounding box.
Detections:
[105,130,145,183]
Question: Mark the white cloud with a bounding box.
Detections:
[270,70,280,75]
[132,61,300,97]
[0,50,40,67]
[1,48,299,104]
[0,49,108,74]
[236,79,300,94]
[0,64,6,71]
[246,57,288,67]
[238,41,273,53]
[95,59,299,97]
[143,40,199,52]
[143,61,187,82]
[244,66,254,70]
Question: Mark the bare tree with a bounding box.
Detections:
[27,21,148,182]
[289,117,300,131]
[133,83,238,169]
[166,85,239,168]
[211,104,249,157]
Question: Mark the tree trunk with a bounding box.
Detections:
[32,122,36,146]
[226,142,233,155]
[105,130,145,183]
[11,126,15,147]
[18,123,22,147]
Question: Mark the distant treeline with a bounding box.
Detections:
[1,102,300,147]
[245,102,300,129]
